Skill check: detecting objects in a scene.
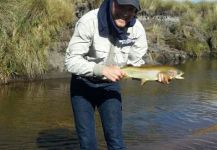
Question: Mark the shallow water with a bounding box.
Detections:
[0,59,217,150]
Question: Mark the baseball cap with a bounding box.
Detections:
[116,0,140,11]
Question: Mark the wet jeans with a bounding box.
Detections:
[70,76,125,150]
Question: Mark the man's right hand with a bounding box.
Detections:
[102,65,126,82]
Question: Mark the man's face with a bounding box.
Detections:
[111,0,137,28]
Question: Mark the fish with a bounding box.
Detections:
[121,65,184,85]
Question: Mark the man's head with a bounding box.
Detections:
[111,0,140,28]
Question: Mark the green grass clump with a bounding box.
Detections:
[0,0,75,83]
[140,0,191,15]
[146,23,165,45]
[140,0,216,57]
[182,39,209,57]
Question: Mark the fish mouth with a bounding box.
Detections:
[175,72,184,79]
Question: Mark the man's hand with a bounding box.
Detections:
[102,65,126,82]
[157,72,172,84]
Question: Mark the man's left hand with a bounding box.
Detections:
[157,72,172,84]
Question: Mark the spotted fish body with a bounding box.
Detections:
[121,65,184,85]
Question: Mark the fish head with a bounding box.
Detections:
[167,69,184,79]
[175,70,184,79]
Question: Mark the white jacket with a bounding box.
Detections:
[65,9,148,77]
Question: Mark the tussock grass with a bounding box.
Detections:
[0,0,75,83]
[201,5,217,32]
[140,0,216,30]
[140,0,217,57]
[181,38,210,57]
[140,0,191,15]
[179,2,217,56]
[147,24,165,45]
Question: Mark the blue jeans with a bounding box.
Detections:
[70,76,125,150]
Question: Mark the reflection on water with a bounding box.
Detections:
[0,59,217,150]
[121,59,217,150]
[37,128,79,149]
[0,79,79,149]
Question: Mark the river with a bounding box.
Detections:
[0,59,217,150]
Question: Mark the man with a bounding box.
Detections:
[65,0,170,149]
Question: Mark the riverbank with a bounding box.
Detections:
[43,0,217,68]
[0,0,217,84]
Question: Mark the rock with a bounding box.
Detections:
[144,43,188,65]
[74,0,100,19]
[47,42,68,73]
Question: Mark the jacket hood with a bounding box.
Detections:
[98,0,136,41]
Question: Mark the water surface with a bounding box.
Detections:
[0,59,217,150]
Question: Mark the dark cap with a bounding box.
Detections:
[116,0,140,11]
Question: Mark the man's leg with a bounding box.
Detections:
[98,97,125,150]
[71,95,97,150]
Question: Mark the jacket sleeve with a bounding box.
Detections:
[65,21,99,76]
[127,21,148,66]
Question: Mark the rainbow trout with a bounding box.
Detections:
[121,65,184,85]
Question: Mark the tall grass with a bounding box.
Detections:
[140,0,217,57]
[140,0,217,33]
[0,0,19,82]
[147,24,165,45]
[0,0,75,83]
[179,1,217,56]
[200,4,217,32]
[140,0,191,15]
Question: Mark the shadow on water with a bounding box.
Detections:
[36,128,80,150]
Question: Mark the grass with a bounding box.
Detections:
[140,0,191,15]
[0,0,75,83]
[146,23,165,46]
[140,0,217,57]
[182,39,210,57]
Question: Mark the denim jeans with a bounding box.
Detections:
[70,75,125,150]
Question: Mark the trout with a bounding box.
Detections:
[121,65,184,85]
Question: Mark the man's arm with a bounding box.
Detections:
[65,21,96,76]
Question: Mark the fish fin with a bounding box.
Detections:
[122,75,130,80]
[141,79,148,85]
